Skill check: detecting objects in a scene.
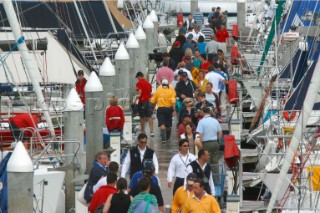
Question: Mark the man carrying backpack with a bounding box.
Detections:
[129,163,164,212]
[128,177,160,213]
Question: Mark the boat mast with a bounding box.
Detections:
[73,0,98,62]
[3,0,56,139]
[266,58,320,212]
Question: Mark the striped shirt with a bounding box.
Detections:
[193,12,204,28]
[128,192,158,213]
[201,27,214,42]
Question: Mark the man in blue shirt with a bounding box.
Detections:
[128,159,159,191]
[129,160,164,212]
[196,107,222,185]
[182,34,195,54]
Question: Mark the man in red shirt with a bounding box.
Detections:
[135,72,154,136]
[199,54,211,74]
[88,172,117,213]
[215,24,230,54]
[9,113,41,144]
[75,70,87,105]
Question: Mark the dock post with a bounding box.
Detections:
[149,10,159,48]
[143,16,155,54]
[126,33,140,102]
[99,57,116,108]
[84,72,104,172]
[191,0,198,15]
[226,195,240,213]
[7,142,33,213]
[109,131,121,164]
[114,42,130,109]
[63,88,84,212]
[135,26,147,75]
[123,110,133,142]
[237,0,246,36]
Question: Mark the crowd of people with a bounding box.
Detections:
[76,6,233,213]
[84,136,222,213]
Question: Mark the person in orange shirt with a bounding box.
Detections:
[181,179,221,213]
[171,173,197,213]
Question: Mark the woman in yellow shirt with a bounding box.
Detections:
[193,71,208,93]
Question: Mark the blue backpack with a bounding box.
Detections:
[132,194,160,213]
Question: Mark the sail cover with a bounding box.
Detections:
[0,1,124,39]
[279,49,308,88]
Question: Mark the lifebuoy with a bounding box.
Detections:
[282,95,297,121]
[283,111,297,121]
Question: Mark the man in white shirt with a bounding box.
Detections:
[186,149,215,195]
[191,25,205,41]
[205,65,225,94]
[167,139,197,195]
[121,133,159,179]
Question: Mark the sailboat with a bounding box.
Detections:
[226,0,320,210]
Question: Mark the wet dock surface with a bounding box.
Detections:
[133,116,179,206]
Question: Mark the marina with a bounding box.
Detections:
[0,0,320,212]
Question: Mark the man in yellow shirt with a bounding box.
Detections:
[171,173,197,213]
[150,79,176,143]
[181,179,221,213]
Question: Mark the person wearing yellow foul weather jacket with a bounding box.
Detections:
[150,79,176,143]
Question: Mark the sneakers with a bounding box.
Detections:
[162,140,166,144]
[150,132,155,137]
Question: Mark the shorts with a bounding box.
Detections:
[157,107,173,127]
[138,101,153,118]
[9,122,28,141]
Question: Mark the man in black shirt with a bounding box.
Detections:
[121,133,159,179]
[175,72,197,102]
[186,149,215,195]
[129,162,164,212]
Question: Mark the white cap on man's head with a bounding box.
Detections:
[162,79,169,84]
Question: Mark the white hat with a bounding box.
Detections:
[162,79,169,84]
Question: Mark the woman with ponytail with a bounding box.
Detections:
[103,178,132,213]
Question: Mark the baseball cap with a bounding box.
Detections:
[187,173,197,180]
[162,79,169,85]
[179,27,186,34]
[178,69,186,75]
[186,173,197,185]
[135,71,144,78]
[187,34,193,40]
[181,72,188,77]
[142,159,154,176]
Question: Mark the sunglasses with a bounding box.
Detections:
[140,141,147,144]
